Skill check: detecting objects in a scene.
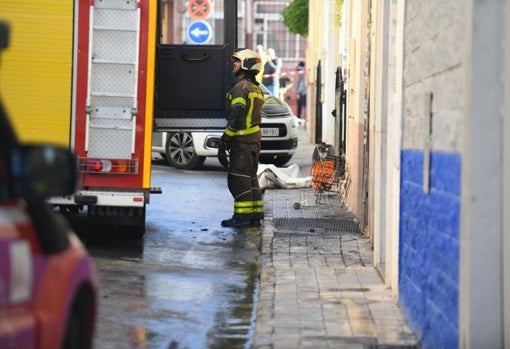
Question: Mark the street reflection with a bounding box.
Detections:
[88,222,259,347]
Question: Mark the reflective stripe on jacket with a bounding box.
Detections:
[224,77,264,142]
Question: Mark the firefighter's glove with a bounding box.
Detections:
[221,132,232,144]
[218,141,230,168]
[220,139,230,151]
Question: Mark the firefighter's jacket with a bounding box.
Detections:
[223,75,264,143]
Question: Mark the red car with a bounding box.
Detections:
[0,22,97,349]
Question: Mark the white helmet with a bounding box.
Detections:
[232,49,262,73]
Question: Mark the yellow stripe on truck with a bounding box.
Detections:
[143,0,157,188]
[0,1,73,147]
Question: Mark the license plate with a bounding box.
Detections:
[261,128,279,137]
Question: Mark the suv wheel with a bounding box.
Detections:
[165,132,206,170]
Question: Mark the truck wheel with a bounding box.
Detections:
[165,132,206,170]
[117,205,146,238]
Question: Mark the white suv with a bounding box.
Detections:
[152,84,299,169]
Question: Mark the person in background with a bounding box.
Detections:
[255,45,267,83]
[279,75,292,102]
[262,48,282,96]
[220,49,265,228]
[295,61,307,119]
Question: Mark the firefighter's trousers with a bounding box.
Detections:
[227,141,264,220]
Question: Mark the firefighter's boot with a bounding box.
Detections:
[221,216,251,228]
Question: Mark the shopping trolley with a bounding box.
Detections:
[310,143,348,204]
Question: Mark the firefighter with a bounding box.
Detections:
[220,49,265,228]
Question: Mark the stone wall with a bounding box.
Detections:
[398,1,465,348]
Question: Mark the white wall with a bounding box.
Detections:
[504,1,510,345]
[382,0,405,295]
[370,0,389,276]
[319,0,341,147]
[459,1,504,347]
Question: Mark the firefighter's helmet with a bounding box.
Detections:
[232,49,262,73]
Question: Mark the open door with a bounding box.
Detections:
[154,0,237,130]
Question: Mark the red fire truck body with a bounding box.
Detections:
[40,0,157,235]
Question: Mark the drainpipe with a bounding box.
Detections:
[315,60,322,144]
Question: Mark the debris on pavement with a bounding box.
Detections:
[257,163,312,190]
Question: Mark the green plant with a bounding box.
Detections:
[282,0,309,37]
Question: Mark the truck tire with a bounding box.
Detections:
[165,132,206,170]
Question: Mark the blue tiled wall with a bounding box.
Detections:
[399,150,461,349]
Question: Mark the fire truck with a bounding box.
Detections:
[0,0,158,236]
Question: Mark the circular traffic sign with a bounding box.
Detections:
[187,20,212,44]
[187,0,211,20]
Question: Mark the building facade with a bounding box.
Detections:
[306,0,509,347]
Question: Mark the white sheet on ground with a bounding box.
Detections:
[257,163,312,190]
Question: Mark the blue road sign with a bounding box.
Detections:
[187,20,212,44]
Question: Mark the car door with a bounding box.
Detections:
[0,201,39,348]
[154,0,238,130]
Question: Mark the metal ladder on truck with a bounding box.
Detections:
[86,0,140,160]
[82,0,148,234]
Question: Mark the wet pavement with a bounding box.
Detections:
[89,235,258,349]
[86,160,261,349]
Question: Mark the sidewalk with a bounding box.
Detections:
[253,125,420,348]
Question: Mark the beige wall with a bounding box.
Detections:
[307,0,372,227]
[306,0,321,144]
[335,0,404,292]
[343,0,369,224]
